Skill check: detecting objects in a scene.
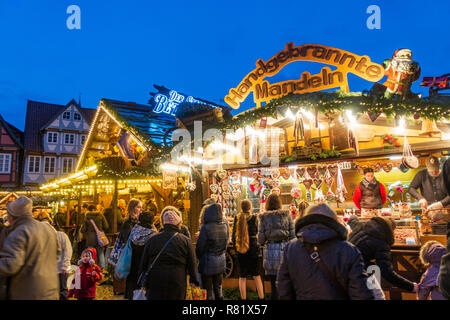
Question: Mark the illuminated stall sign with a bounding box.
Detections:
[225,43,385,109]
[150,86,210,116]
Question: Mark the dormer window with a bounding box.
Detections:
[74,112,81,121]
[63,111,71,120]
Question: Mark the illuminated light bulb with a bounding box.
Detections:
[285,109,296,121]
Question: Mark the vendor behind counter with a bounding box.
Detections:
[408,156,450,221]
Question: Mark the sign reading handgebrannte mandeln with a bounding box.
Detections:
[225,43,385,109]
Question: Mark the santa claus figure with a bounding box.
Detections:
[382,49,421,99]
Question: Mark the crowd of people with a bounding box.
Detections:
[0,157,448,300]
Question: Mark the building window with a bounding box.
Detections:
[0,154,11,174]
[63,111,71,120]
[28,156,41,173]
[44,157,56,173]
[81,135,87,145]
[74,112,81,121]
[64,133,75,145]
[62,158,74,174]
[47,132,58,143]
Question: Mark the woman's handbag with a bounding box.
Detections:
[136,232,179,290]
[114,236,133,280]
[90,219,110,247]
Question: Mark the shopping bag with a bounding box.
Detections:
[114,237,132,280]
[133,288,147,300]
[108,238,126,266]
[186,283,207,300]
[89,219,110,247]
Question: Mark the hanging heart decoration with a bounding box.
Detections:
[374,163,382,172]
[314,178,323,189]
[272,179,280,188]
[307,166,318,179]
[382,163,393,173]
[271,169,281,180]
[317,166,328,177]
[280,169,291,180]
[186,181,196,192]
[303,178,313,190]
[232,190,241,199]
[232,182,241,191]
[291,187,303,199]
[263,188,271,197]
[216,170,228,181]
[297,167,306,179]
[263,178,273,188]
[210,184,219,194]
[328,165,338,177]
[271,187,281,196]
[231,172,240,181]
[222,182,231,192]
[222,191,231,200]
[326,191,336,202]
[325,170,334,188]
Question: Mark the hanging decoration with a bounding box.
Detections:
[367,111,381,122]
[313,178,325,203]
[382,134,401,151]
[335,167,347,203]
[317,166,328,178]
[302,171,314,202]
[325,169,336,202]
[185,173,196,192]
[306,166,318,179]
[401,136,419,169]
[294,115,305,145]
[297,167,306,180]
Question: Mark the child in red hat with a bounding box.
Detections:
[68,248,102,300]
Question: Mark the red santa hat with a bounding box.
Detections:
[393,48,412,58]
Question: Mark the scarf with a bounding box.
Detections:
[361,177,378,189]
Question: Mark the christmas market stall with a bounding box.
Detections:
[172,44,450,298]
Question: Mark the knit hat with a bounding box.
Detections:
[7,196,33,218]
[202,198,216,207]
[305,203,337,220]
[426,156,440,172]
[161,209,182,226]
[78,248,97,265]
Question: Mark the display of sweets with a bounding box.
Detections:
[361,208,380,218]
[392,203,411,217]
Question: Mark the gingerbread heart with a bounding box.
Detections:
[271,187,281,196]
[326,191,336,201]
[328,165,338,177]
[383,163,393,173]
[232,182,241,191]
[307,166,318,178]
[367,111,381,122]
[280,169,291,180]
[271,169,281,180]
[231,172,240,181]
[291,187,303,199]
[272,180,280,188]
[222,191,231,200]
[232,190,241,199]
[317,166,328,177]
[210,184,219,194]
[263,188,271,197]
[297,167,306,178]
[314,178,323,189]
[303,178,313,190]
[221,182,230,192]
[216,170,228,181]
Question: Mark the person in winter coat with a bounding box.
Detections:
[353,167,387,212]
[117,199,142,245]
[443,158,450,195]
[81,205,109,270]
[161,206,191,239]
[258,194,295,300]
[138,208,199,300]
[277,203,374,300]
[348,215,418,293]
[0,196,61,300]
[54,209,68,229]
[68,248,102,300]
[232,199,264,300]
[439,221,450,299]
[408,156,450,220]
[417,241,447,300]
[124,212,156,300]
[196,203,229,300]
[103,206,125,234]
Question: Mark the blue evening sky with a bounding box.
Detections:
[0,0,449,130]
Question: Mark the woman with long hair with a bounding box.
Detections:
[232,199,264,299]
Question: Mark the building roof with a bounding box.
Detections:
[0,114,23,148]
[24,99,96,152]
[101,99,176,147]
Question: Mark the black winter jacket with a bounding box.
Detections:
[439,221,450,299]
[117,218,139,244]
[277,214,374,300]
[444,159,450,196]
[81,211,109,248]
[348,216,415,292]
[139,224,199,300]
[196,204,230,276]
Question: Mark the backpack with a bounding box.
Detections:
[235,213,250,254]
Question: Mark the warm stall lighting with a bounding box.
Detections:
[161,163,191,173]
[285,109,297,121]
